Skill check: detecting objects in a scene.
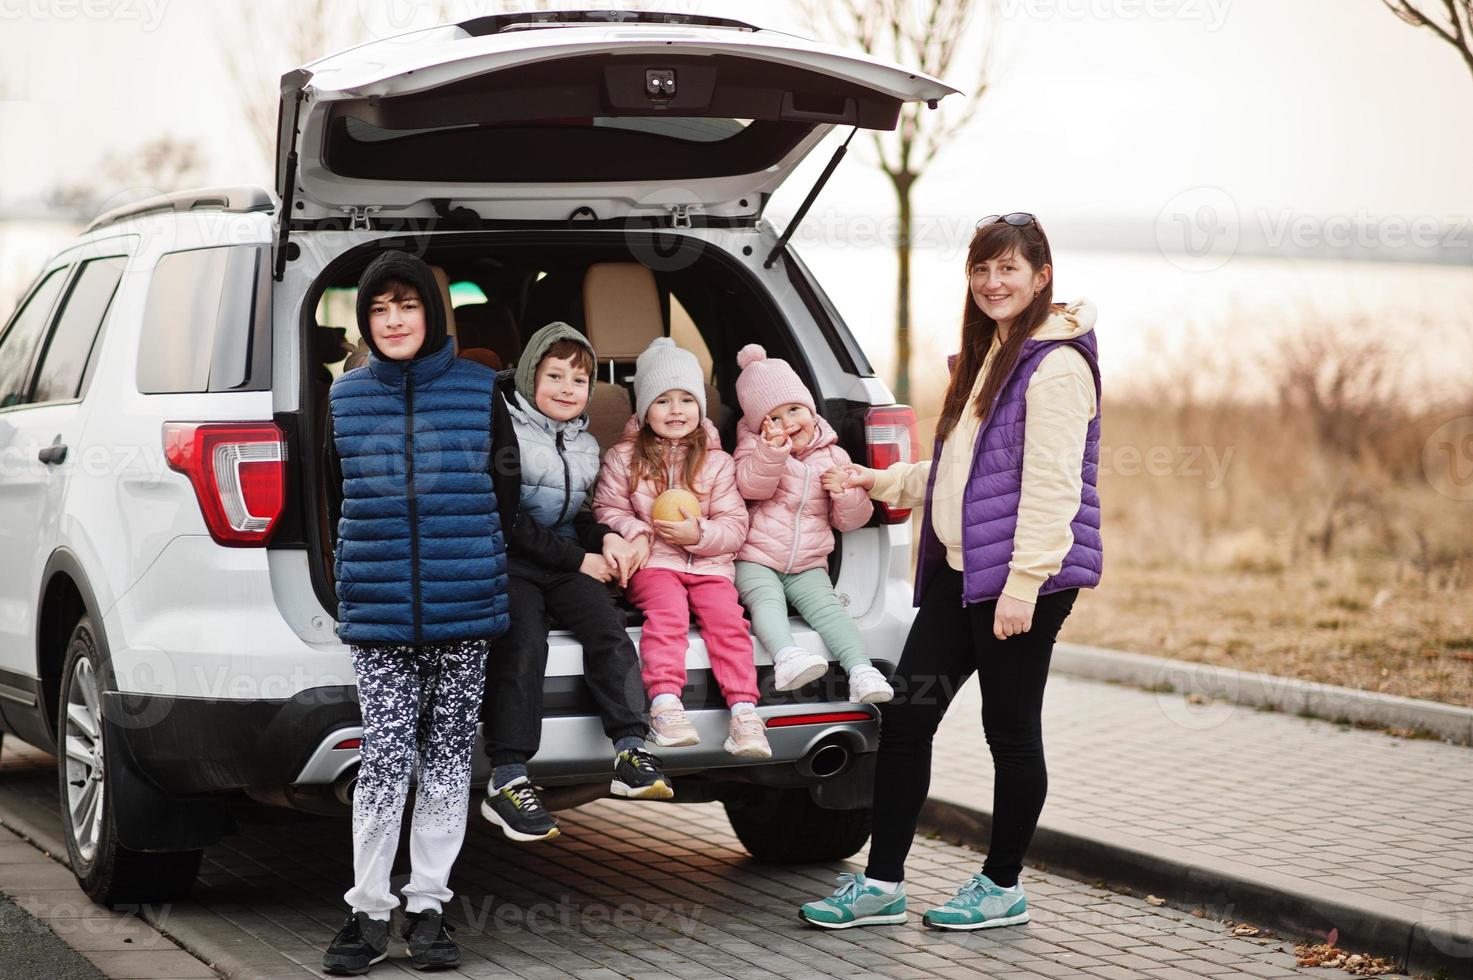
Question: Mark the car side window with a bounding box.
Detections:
[0,266,70,410]
[30,255,128,405]
[136,245,270,394]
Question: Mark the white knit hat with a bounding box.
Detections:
[633,337,707,424]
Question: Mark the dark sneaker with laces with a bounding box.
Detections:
[401,909,459,971]
[322,911,389,975]
[611,746,675,800]
[480,775,560,841]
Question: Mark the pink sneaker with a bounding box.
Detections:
[650,701,699,747]
[723,712,772,759]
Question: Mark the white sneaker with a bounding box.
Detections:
[848,665,894,704]
[772,647,829,691]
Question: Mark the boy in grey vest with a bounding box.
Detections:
[482,322,670,841]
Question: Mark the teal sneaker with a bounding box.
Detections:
[922,873,1029,930]
[799,872,908,929]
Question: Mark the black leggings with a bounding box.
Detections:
[866,564,1077,887]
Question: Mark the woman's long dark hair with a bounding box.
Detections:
[935,220,1057,444]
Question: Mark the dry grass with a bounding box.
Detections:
[905,317,1473,706]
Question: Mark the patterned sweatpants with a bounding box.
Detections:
[344,639,488,918]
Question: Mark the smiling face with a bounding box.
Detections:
[366,285,426,360]
[646,389,701,440]
[766,402,817,453]
[533,352,590,422]
[968,248,1051,333]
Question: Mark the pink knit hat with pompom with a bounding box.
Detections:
[735,343,816,433]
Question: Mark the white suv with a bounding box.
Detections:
[0,10,950,905]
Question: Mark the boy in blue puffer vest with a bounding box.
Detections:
[479,321,672,843]
[322,250,509,975]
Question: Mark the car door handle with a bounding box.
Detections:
[38,438,67,465]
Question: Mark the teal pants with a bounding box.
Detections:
[733,561,869,673]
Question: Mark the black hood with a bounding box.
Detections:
[355,250,448,361]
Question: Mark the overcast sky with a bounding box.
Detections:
[1,0,1470,227]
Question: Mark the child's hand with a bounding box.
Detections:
[760,418,790,451]
[602,533,641,588]
[822,464,875,494]
[579,552,615,583]
[653,506,701,548]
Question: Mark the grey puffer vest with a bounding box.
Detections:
[504,385,602,537]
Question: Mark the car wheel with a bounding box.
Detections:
[724,786,872,864]
[57,614,202,906]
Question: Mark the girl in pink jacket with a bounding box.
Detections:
[731,345,894,704]
[592,338,771,759]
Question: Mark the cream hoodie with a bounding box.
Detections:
[870,299,1099,603]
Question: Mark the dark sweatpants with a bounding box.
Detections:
[865,563,1078,888]
[480,559,647,766]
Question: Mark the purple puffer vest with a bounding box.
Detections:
[915,329,1103,607]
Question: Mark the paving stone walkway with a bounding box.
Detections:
[929,671,1472,966]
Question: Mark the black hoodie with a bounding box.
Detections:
[355,250,448,361]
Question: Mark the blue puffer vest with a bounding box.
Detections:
[502,382,602,539]
[329,342,510,645]
[916,329,1104,606]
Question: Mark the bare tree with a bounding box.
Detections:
[45,136,207,218]
[798,0,1000,404]
[1380,1,1473,81]
[215,0,366,177]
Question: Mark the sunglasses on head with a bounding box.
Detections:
[977,212,1038,228]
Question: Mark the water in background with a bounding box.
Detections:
[792,231,1473,417]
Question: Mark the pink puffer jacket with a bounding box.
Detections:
[592,415,749,581]
[733,415,873,574]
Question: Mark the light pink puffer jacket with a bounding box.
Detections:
[592,415,750,581]
[733,415,873,574]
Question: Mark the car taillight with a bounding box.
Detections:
[766,711,875,728]
[864,405,919,525]
[163,422,286,547]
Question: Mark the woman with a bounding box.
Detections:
[799,213,1102,931]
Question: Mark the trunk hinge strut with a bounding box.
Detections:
[763,126,858,270]
[272,70,311,282]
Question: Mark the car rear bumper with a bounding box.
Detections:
[106,665,885,799]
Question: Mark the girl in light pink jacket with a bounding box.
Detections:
[592,338,771,759]
[731,345,894,705]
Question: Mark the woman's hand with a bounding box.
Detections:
[760,418,790,451]
[993,594,1035,640]
[822,464,875,495]
[653,506,701,548]
[579,552,615,583]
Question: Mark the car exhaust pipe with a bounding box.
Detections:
[334,767,358,806]
[796,738,851,779]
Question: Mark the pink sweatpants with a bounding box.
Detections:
[625,567,761,707]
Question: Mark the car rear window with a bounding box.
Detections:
[137,245,271,394]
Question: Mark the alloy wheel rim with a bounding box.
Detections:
[63,656,105,864]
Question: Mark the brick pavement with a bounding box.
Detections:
[0,737,1417,979]
[927,672,1473,964]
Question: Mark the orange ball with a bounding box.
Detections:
[652,488,702,523]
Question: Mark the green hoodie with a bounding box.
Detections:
[514,321,597,404]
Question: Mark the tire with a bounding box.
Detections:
[57,614,202,907]
[724,786,872,864]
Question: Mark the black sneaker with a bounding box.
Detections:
[322,911,388,975]
[611,746,675,800]
[401,909,459,971]
[479,776,560,841]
